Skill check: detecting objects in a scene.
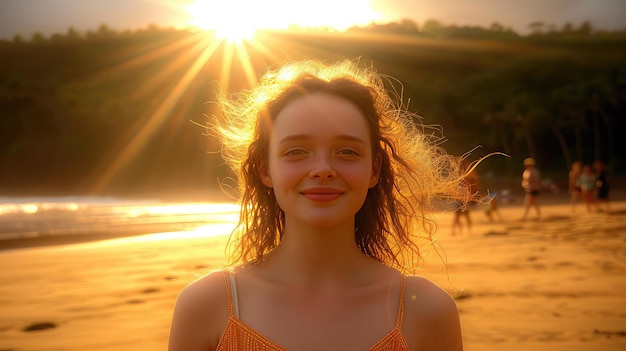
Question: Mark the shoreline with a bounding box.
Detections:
[1,190,624,252]
[0,219,217,251]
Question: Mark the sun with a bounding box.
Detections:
[185,1,264,43]
[184,0,382,43]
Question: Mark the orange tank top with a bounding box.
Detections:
[215,272,409,351]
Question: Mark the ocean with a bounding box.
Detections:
[0,196,239,248]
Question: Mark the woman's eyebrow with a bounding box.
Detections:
[335,135,367,144]
[278,134,366,145]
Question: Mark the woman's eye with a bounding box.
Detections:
[338,149,360,156]
[284,149,307,156]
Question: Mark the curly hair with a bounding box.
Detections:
[212,59,470,274]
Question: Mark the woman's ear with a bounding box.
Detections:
[369,153,382,188]
[259,161,273,188]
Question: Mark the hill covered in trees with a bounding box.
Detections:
[1,20,625,199]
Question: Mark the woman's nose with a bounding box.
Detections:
[309,154,337,179]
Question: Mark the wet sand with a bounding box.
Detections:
[1,199,625,350]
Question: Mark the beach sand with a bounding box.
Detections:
[1,198,625,350]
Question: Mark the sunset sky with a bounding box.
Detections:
[1,0,625,40]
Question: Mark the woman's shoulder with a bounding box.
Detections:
[402,275,463,350]
[177,270,229,306]
[404,275,458,314]
[168,270,230,351]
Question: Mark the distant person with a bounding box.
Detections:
[576,164,596,212]
[168,60,464,351]
[569,161,583,213]
[593,160,610,213]
[452,159,479,235]
[452,199,472,235]
[521,157,541,221]
[484,192,502,222]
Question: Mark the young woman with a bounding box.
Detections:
[169,60,467,351]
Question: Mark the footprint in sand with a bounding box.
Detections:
[126,299,145,304]
[141,287,160,294]
[483,230,509,236]
[22,322,57,332]
[594,329,626,338]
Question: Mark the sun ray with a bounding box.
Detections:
[234,43,259,88]
[91,36,223,194]
[242,32,290,64]
[126,34,216,102]
[81,32,207,93]
[219,41,235,93]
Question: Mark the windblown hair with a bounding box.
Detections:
[213,60,470,274]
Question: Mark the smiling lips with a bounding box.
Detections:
[300,188,344,202]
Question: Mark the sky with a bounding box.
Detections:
[1,0,625,40]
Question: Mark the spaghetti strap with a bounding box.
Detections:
[395,274,406,328]
[222,271,234,317]
[229,273,240,318]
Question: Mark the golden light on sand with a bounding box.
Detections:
[21,204,39,214]
[122,202,239,218]
[93,222,236,245]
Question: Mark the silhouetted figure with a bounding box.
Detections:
[521,158,541,221]
[452,201,472,235]
[484,193,502,222]
[569,161,583,213]
[452,160,479,235]
[577,164,596,212]
[593,160,610,213]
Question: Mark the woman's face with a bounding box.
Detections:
[260,93,380,229]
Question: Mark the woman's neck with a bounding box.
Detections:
[261,220,375,282]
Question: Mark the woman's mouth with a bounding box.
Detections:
[300,188,344,202]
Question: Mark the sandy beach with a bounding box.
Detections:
[1,196,625,351]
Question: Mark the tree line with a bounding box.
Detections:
[1,20,625,199]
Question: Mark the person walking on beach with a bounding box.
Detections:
[593,160,610,213]
[169,60,465,351]
[577,164,597,212]
[452,200,472,235]
[568,161,583,213]
[521,157,541,221]
[452,159,479,235]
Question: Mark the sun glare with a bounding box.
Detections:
[185,1,262,43]
[185,0,381,43]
